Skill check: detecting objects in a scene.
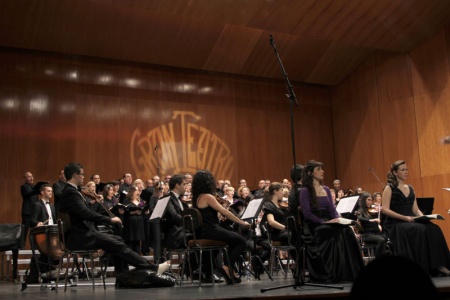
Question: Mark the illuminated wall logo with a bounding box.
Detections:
[130,111,234,180]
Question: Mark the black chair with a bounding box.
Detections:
[261,208,343,293]
[162,247,191,286]
[181,208,229,286]
[55,213,106,292]
[264,216,297,278]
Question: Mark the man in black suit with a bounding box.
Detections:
[163,174,189,249]
[163,174,211,281]
[59,162,169,275]
[52,169,66,215]
[21,171,39,243]
[30,184,56,228]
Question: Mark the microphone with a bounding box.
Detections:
[154,145,158,151]
[270,34,274,46]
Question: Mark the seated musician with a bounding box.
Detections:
[356,192,387,258]
[261,182,294,261]
[59,162,170,277]
[27,184,58,282]
[191,170,251,285]
[300,160,364,283]
[163,174,189,250]
[162,174,206,281]
[30,184,56,228]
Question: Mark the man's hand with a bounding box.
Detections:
[111,217,122,225]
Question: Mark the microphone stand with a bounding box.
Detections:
[261,34,343,293]
[270,34,298,168]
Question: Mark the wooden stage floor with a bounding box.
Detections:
[2,272,450,300]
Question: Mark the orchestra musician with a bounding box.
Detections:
[59,162,170,276]
[261,182,294,264]
[163,174,189,249]
[356,192,387,258]
[30,184,56,228]
[300,160,364,283]
[192,170,251,285]
[27,184,58,282]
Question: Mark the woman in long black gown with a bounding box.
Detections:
[382,160,450,276]
[299,160,364,283]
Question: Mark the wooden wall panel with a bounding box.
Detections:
[409,28,450,240]
[373,51,423,194]
[331,57,386,194]
[0,49,333,225]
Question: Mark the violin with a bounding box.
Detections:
[81,186,102,201]
[278,198,288,208]
[81,186,123,227]
[368,205,380,215]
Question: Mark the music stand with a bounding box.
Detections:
[335,195,359,220]
[240,199,273,281]
[149,196,170,263]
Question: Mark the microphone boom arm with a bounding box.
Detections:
[368,168,385,190]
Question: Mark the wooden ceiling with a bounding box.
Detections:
[2,0,450,86]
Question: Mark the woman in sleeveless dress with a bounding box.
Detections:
[192,170,251,284]
[382,160,450,276]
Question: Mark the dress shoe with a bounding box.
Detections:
[232,275,241,284]
[218,267,234,285]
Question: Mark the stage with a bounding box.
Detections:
[2,272,450,300]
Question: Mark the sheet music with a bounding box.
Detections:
[335,195,359,214]
[149,196,170,220]
[241,198,263,220]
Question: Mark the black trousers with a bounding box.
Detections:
[200,226,247,274]
[94,231,157,274]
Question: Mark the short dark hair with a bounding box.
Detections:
[40,183,51,192]
[64,162,83,181]
[169,173,185,190]
[290,164,304,182]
